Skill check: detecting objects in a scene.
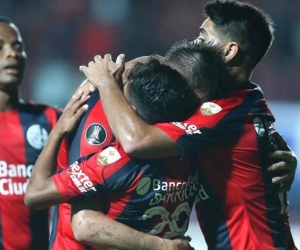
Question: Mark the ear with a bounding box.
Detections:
[223,42,238,62]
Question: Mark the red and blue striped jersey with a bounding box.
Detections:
[50,92,114,250]
[0,100,60,250]
[53,141,199,239]
[155,83,297,250]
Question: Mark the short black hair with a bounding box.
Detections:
[165,39,233,101]
[205,0,274,65]
[0,16,13,24]
[127,57,200,124]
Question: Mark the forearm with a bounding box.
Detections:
[25,128,64,209]
[72,208,167,250]
[96,77,180,159]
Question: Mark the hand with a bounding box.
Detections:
[162,236,195,250]
[53,91,90,136]
[268,132,297,193]
[76,78,96,95]
[79,54,125,89]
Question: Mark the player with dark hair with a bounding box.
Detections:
[122,56,200,124]
[0,16,61,249]
[25,42,232,250]
[78,0,297,249]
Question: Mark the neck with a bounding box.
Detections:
[0,89,20,111]
[230,66,253,85]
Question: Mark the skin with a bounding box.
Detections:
[79,19,297,191]
[25,16,296,249]
[25,86,194,250]
[0,22,26,111]
[73,19,297,248]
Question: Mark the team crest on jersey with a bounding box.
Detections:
[200,102,222,115]
[85,123,107,146]
[26,124,48,150]
[97,146,121,165]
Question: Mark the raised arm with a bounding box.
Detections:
[80,54,181,159]
[71,197,194,250]
[80,54,297,190]
[24,92,90,209]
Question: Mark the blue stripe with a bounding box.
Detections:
[256,130,290,249]
[69,92,99,163]
[19,104,52,249]
[49,205,59,249]
[195,167,232,250]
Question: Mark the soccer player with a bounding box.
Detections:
[25,45,231,249]
[0,16,61,249]
[78,1,298,249]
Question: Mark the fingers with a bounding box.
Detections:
[272,173,293,184]
[72,94,90,112]
[73,103,89,120]
[268,160,293,172]
[116,54,125,66]
[272,132,289,151]
[277,183,292,193]
[79,65,86,72]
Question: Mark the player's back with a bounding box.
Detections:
[0,100,59,250]
[50,93,114,250]
[193,87,296,249]
[52,141,199,240]
[99,145,199,239]
[155,83,296,249]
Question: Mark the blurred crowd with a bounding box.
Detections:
[1,0,299,107]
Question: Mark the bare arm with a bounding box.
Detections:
[24,92,90,209]
[80,54,297,189]
[80,54,181,159]
[71,197,194,250]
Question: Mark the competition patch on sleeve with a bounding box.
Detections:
[200,102,222,115]
[97,146,121,165]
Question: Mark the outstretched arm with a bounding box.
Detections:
[80,54,181,159]
[25,91,90,209]
[71,197,194,250]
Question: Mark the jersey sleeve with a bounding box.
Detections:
[155,98,247,154]
[52,142,131,201]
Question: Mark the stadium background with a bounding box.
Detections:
[1,0,299,247]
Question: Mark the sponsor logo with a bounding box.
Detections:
[195,184,210,202]
[68,161,97,193]
[0,161,33,195]
[26,124,48,149]
[137,173,199,205]
[97,146,121,165]
[136,177,151,195]
[200,102,222,115]
[170,122,201,135]
[85,123,107,146]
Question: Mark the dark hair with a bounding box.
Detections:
[165,39,233,101]
[0,16,13,24]
[205,0,274,66]
[127,57,200,124]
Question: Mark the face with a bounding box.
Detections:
[0,22,26,89]
[194,18,224,47]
